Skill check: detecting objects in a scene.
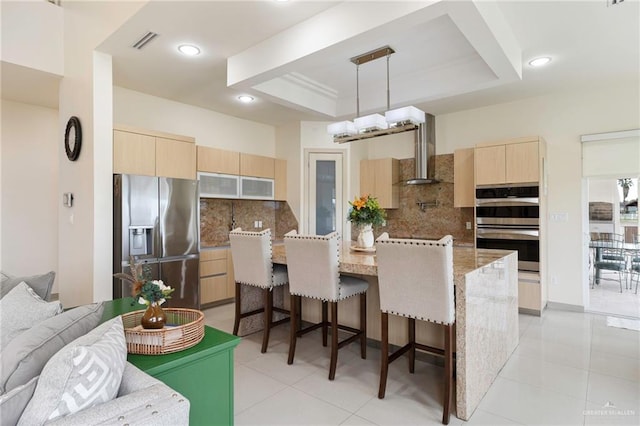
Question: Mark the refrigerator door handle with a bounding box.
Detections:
[159,254,200,262]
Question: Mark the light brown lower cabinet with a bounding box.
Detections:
[200,248,234,305]
[518,271,542,315]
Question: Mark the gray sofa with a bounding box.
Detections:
[0,271,190,425]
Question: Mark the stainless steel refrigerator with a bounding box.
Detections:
[113,174,200,309]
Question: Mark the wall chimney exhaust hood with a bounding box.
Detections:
[407,113,438,185]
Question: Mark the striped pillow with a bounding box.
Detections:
[17,317,126,425]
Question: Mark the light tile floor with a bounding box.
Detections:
[203,304,640,426]
[589,270,640,319]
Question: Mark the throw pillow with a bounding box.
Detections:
[0,303,105,394]
[0,271,55,301]
[0,282,63,348]
[0,376,38,425]
[0,376,38,426]
[17,316,127,425]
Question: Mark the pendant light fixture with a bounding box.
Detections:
[327,45,427,143]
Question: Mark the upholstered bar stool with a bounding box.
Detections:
[283,230,368,380]
[375,233,455,425]
[229,228,289,353]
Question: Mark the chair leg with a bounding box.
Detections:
[233,282,241,336]
[288,294,298,365]
[329,301,339,380]
[261,288,273,353]
[378,312,389,399]
[442,323,454,425]
[322,301,328,347]
[360,292,367,359]
[297,296,303,333]
[408,318,416,374]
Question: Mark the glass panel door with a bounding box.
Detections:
[308,152,343,236]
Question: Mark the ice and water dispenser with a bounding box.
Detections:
[129,226,154,256]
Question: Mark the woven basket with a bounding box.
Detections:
[121,308,204,355]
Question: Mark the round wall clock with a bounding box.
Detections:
[64,116,82,161]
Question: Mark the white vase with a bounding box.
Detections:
[357,224,374,248]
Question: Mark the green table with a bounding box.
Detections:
[102,298,240,425]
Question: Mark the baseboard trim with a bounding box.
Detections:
[546,301,585,312]
[519,307,541,316]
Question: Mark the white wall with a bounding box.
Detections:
[435,82,640,308]
[1,100,59,292]
[114,87,276,157]
[57,1,144,307]
[275,122,302,223]
[366,130,414,160]
[0,0,63,76]
[93,51,114,303]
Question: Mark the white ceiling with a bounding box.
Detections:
[6,1,639,126]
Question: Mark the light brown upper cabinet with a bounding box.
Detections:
[360,158,400,209]
[113,126,196,179]
[453,147,475,207]
[197,146,240,175]
[155,137,196,180]
[274,159,287,201]
[505,141,539,184]
[475,137,540,186]
[240,153,275,179]
[475,145,506,185]
[113,130,156,176]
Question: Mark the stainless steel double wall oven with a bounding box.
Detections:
[475,184,540,272]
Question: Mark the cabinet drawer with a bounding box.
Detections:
[518,281,541,311]
[200,259,226,277]
[200,275,230,304]
[200,249,227,262]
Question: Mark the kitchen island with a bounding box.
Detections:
[272,242,518,421]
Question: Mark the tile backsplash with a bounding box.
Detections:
[356,154,475,245]
[201,153,473,247]
[200,199,298,247]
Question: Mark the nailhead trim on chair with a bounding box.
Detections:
[288,291,366,302]
[381,309,454,326]
[230,228,287,288]
[376,235,453,248]
[284,231,365,302]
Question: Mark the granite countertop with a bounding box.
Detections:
[271,241,514,279]
[201,243,230,250]
[201,238,284,251]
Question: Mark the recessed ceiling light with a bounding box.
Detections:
[529,57,551,67]
[238,95,254,103]
[178,44,200,56]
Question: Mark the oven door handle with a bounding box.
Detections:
[476,228,539,240]
[475,198,539,207]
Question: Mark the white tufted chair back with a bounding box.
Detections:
[283,230,341,301]
[375,233,455,325]
[229,228,274,289]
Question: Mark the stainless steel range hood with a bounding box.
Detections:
[407,113,438,184]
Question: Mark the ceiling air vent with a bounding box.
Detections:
[132,31,159,50]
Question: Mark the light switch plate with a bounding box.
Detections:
[549,212,568,222]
